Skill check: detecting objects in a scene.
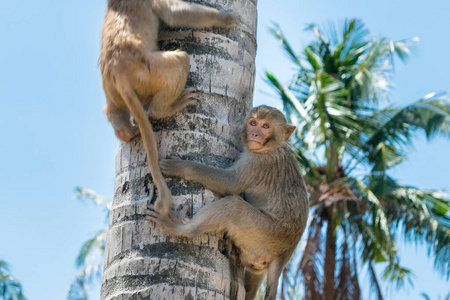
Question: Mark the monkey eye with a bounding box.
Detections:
[262,123,270,129]
[249,120,257,126]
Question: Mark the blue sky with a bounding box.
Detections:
[0,0,449,299]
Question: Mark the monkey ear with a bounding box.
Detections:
[284,125,296,141]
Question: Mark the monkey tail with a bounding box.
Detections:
[115,74,173,212]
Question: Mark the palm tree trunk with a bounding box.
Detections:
[100,1,257,299]
[323,212,336,300]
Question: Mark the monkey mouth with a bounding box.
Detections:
[247,139,263,145]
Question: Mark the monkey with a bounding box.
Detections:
[100,0,239,215]
[145,105,309,300]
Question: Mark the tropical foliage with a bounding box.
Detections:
[67,188,110,300]
[265,19,450,299]
[0,259,26,300]
[421,291,450,300]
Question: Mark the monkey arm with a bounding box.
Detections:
[160,157,242,195]
[152,0,238,29]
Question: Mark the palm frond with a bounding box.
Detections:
[74,187,111,209]
[349,179,393,252]
[381,263,414,290]
[299,208,324,300]
[268,23,304,68]
[68,188,110,300]
[340,19,371,65]
[0,260,26,300]
[390,37,419,63]
[420,293,431,300]
[368,262,384,300]
[382,184,450,279]
[334,229,361,300]
[292,146,321,181]
[305,23,328,47]
[75,230,107,268]
[68,231,105,300]
[365,95,450,150]
[368,141,407,176]
[264,71,310,124]
[67,259,104,300]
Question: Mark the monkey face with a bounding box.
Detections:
[245,117,275,151]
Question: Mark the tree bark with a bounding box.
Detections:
[100,0,257,299]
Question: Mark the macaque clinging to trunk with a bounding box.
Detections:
[146,105,309,300]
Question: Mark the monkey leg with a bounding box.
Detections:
[145,51,197,118]
[181,196,274,239]
[168,87,198,113]
[103,79,137,142]
[145,203,190,237]
[147,196,275,253]
[149,87,198,118]
[263,257,290,300]
[244,270,266,300]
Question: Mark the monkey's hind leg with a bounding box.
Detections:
[263,257,290,300]
[103,79,137,142]
[244,271,266,300]
[170,87,198,113]
[146,195,275,243]
[146,51,198,118]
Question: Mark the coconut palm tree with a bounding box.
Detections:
[0,259,26,300]
[265,19,450,300]
[100,1,257,299]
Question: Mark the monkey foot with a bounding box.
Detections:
[179,87,199,102]
[144,203,160,221]
[145,203,191,236]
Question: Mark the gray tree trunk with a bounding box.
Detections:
[100,0,257,299]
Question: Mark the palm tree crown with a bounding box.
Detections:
[265,19,450,300]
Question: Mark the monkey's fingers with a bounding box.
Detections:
[165,155,182,160]
[159,158,183,176]
[144,205,161,223]
[146,203,159,213]
[183,87,198,93]
[145,204,160,216]
[179,87,199,102]
[187,99,197,107]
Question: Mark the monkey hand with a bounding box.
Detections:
[159,156,186,177]
[145,203,193,238]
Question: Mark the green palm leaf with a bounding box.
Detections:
[68,188,111,300]
[365,94,450,149]
[268,23,303,68]
[0,260,26,300]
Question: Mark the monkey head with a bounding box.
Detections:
[242,105,296,153]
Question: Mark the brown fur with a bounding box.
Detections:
[100,0,238,215]
[145,106,309,300]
